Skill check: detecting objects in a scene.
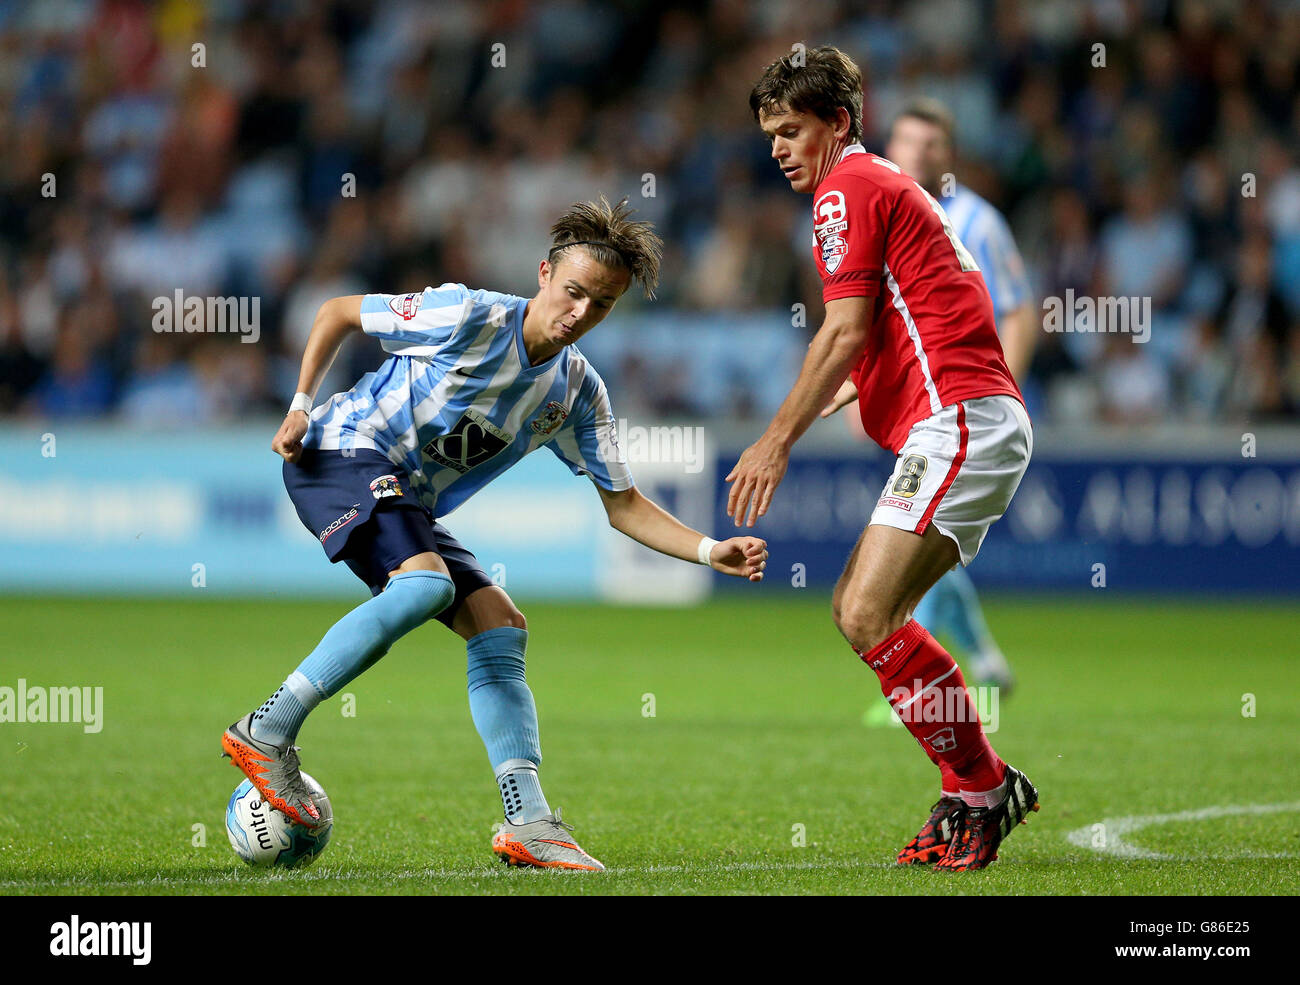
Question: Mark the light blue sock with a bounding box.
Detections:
[466,627,550,823]
[251,571,455,746]
[942,567,993,656]
[912,581,940,636]
[914,570,974,657]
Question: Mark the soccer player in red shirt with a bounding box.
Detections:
[727,46,1038,870]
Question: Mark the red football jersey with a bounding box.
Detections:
[813,145,1023,453]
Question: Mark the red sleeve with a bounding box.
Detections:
[812,176,884,302]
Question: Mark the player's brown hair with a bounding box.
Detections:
[749,44,864,144]
[548,195,664,300]
[892,97,956,147]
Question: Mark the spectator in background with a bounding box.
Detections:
[1098,331,1171,425]
[1095,171,1194,370]
[0,0,1298,430]
[0,274,43,413]
[25,312,115,418]
[118,332,209,427]
[1217,232,1297,421]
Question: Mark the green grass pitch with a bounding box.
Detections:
[0,595,1296,895]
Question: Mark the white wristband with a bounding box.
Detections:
[289,392,312,416]
[696,536,719,566]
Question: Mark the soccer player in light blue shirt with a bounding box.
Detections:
[221,198,768,870]
[826,100,1036,699]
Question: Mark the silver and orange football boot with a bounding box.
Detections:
[492,808,605,871]
[221,712,324,828]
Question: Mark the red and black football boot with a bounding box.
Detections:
[935,765,1039,871]
[896,796,966,865]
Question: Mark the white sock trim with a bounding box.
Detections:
[285,670,323,710]
[958,776,1009,809]
[493,758,538,779]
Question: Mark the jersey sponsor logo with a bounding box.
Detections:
[369,474,403,499]
[820,234,848,273]
[813,189,847,237]
[528,400,569,437]
[319,505,360,543]
[423,408,513,474]
[891,454,928,498]
[388,292,424,321]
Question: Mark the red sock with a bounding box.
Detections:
[855,620,1005,799]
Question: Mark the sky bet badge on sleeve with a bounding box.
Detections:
[814,190,849,274]
[820,235,848,274]
[387,292,423,320]
[369,475,404,499]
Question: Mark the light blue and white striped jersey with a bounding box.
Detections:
[303,283,633,518]
[940,184,1032,322]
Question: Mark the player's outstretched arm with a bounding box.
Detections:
[726,295,874,526]
[596,485,767,582]
[272,295,365,463]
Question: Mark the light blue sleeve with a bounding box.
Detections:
[973,212,1032,319]
[546,375,634,492]
[359,283,469,355]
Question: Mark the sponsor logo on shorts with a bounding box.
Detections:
[877,496,913,511]
[528,400,569,437]
[891,454,928,498]
[369,475,403,499]
[319,505,360,543]
[388,292,423,321]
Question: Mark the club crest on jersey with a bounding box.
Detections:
[369,474,403,499]
[528,400,569,437]
[388,292,423,321]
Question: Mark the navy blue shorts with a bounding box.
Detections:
[283,447,494,626]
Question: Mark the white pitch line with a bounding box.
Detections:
[1065,801,1300,859]
[0,857,905,891]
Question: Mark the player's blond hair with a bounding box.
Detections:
[749,44,864,144]
[548,195,663,300]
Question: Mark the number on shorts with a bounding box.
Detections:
[892,455,929,498]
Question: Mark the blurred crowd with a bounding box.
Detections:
[1,0,1298,428]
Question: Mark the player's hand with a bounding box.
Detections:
[272,412,309,463]
[820,378,859,417]
[725,437,789,528]
[706,536,768,582]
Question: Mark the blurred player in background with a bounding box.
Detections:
[823,99,1036,718]
[222,197,768,871]
[729,46,1037,870]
